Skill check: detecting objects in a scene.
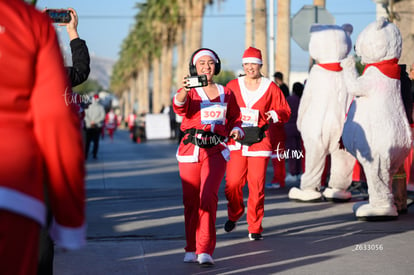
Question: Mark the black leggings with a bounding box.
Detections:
[85,127,102,158]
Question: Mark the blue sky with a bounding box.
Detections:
[36,0,377,72]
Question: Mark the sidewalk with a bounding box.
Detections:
[54,130,414,275]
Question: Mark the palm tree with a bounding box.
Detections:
[183,0,215,67]
[158,0,180,109]
[111,33,140,116]
[245,0,254,48]
[173,0,188,94]
[111,0,222,116]
[244,0,267,75]
[276,0,291,85]
[254,0,268,76]
[133,1,162,113]
[137,0,178,112]
[393,0,414,66]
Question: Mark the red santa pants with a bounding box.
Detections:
[106,127,115,140]
[225,150,269,234]
[0,210,40,275]
[179,150,226,256]
[352,161,366,182]
[404,146,413,184]
[271,157,286,186]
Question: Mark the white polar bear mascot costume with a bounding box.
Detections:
[341,17,412,220]
[288,24,356,202]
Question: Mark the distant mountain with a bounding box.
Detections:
[89,56,115,90]
[63,51,115,90]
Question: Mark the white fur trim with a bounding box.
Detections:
[193,50,218,65]
[176,145,200,163]
[238,76,271,108]
[220,142,231,161]
[241,145,272,157]
[174,94,186,106]
[268,110,278,122]
[233,126,244,138]
[242,57,263,64]
[228,143,241,151]
[196,84,225,103]
[0,187,46,226]
[229,142,272,157]
[242,150,272,157]
[49,220,87,250]
[271,153,281,159]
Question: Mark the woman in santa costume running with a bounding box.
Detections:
[224,47,291,241]
[173,48,244,265]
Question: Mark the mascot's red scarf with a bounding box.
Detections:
[362,58,400,79]
[318,63,342,71]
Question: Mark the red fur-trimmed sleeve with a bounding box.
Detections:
[271,83,291,123]
[31,12,86,249]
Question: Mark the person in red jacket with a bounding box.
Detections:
[173,48,243,266]
[105,108,118,141]
[38,7,91,275]
[224,47,291,241]
[0,1,86,274]
[267,71,290,189]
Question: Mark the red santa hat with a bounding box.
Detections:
[242,47,263,65]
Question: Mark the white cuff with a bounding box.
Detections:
[269,110,278,122]
[174,93,186,106]
[49,220,87,250]
[233,126,244,138]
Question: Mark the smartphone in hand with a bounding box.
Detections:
[185,75,208,88]
[45,9,71,23]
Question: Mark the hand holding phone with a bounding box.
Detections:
[185,75,208,88]
[45,9,71,23]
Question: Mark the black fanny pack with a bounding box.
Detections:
[183,129,226,148]
[239,125,268,146]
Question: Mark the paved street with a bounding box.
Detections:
[54,129,414,275]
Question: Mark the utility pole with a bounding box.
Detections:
[314,0,325,8]
[307,0,326,71]
[268,0,274,78]
[254,0,268,76]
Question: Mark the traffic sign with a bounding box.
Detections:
[291,5,335,51]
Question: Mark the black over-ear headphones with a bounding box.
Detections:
[189,48,221,76]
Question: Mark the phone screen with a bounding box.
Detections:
[46,9,71,23]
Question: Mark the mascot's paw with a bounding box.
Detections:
[323,187,352,203]
[353,201,398,221]
[288,187,323,202]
